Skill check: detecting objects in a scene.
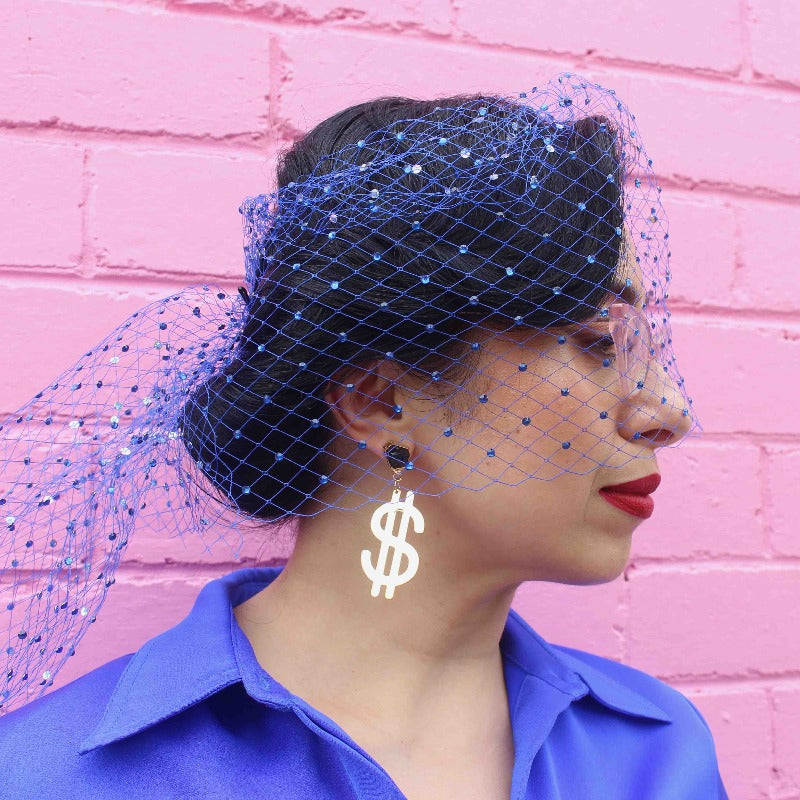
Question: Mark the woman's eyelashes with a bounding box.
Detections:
[580,332,617,363]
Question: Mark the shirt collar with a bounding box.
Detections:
[78,566,283,755]
[501,607,672,723]
[79,565,670,754]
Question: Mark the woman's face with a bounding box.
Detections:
[404,264,693,586]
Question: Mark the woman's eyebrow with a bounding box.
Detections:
[556,316,610,336]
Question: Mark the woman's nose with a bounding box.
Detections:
[613,356,696,447]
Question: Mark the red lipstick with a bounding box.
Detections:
[598,473,661,520]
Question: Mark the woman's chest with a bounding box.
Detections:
[381,755,515,800]
[358,721,516,800]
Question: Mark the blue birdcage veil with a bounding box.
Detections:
[0,72,700,714]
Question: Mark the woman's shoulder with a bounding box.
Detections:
[508,608,718,741]
[0,654,135,798]
[552,642,716,733]
[545,643,729,798]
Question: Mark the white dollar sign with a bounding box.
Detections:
[361,488,425,599]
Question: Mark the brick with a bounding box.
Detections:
[455,0,741,74]
[773,686,800,796]
[0,284,170,415]
[277,31,796,192]
[634,441,763,560]
[589,69,800,195]
[685,688,771,800]
[123,513,296,564]
[92,146,269,277]
[0,139,83,267]
[764,448,800,557]
[669,319,800,435]
[0,1,270,136]
[278,41,800,195]
[276,28,565,134]
[513,579,626,660]
[750,0,800,86]
[175,0,451,35]
[665,194,737,307]
[733,200,800,312]
[628,567,800,677]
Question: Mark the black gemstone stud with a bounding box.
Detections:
[383,442,410,470]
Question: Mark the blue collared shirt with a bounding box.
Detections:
[0,565,729,799]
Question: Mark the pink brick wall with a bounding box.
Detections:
[2,2,798,797]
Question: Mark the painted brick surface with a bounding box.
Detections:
[616,74,800,195]
[686,689,772,798]
[750,0,800,86]
[2,3,797,798]
[276,27,566,133]
[0,0,270,136]
[734,199,800,312]
[773,687,800,797]
[0,139,84,267]
[177,0,453,35]
[628,567,800,677]
[92,147,269,277]
[454,0,742,73]
[764,447,800,557]
[665,194,737,308]
[636,441,763,560]
[514,577,627,660]
[0,285,173,412]
[671,320,800,435]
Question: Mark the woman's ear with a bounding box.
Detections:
[323,360,414,461]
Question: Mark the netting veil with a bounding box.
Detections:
[0,73,700,713]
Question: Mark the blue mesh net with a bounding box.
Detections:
[0,72,700,713]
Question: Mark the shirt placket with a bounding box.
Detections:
[291,702,410,800]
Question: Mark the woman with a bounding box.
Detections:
[0,73,728,798]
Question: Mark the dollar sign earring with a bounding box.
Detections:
[359,442,426,600]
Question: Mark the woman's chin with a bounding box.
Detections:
[566,537,633,585]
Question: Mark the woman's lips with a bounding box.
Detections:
[598,489,655,519]
[598,472,660,520]
[601,473,661,494]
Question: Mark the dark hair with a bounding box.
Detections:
[178,93,626,524]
